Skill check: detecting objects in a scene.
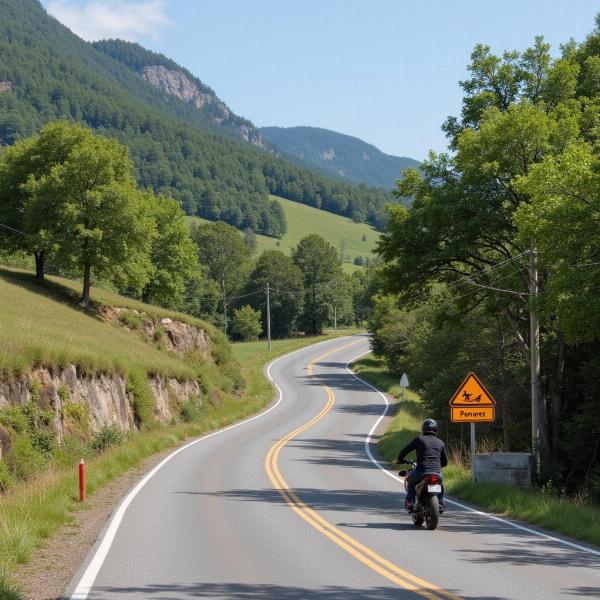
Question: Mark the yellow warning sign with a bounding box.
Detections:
[449,372,496,423]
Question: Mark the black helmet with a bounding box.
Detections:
[422,418,438,434]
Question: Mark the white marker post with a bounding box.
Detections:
[399,372,409,403]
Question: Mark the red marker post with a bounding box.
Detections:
[79,459,86,502]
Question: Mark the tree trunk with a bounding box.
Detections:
[34,251,45,281]
[80,263,91,308]
[551,332,566,462]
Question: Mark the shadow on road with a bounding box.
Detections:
[90,582,508,599]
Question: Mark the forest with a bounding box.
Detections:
[370,18,600,501]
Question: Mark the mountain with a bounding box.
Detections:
[260,126,420,188]
[0,0,393,235]
[92,39,268,149]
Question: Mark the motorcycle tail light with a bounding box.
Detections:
[429,475,439,484]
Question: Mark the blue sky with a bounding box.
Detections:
[43,1,599,161]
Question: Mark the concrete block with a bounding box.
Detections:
[474,452,532,486]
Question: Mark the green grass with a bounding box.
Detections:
[352,353,600,548]
[0,267,199,380]
[186,194,380,273]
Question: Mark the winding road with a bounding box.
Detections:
[66,335,600,599]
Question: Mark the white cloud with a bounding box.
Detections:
[46,0,170,42]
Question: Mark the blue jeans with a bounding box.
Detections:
[406,470,444,504]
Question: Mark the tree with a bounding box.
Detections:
[243,227,257,253]
[515,142,600,343]
[324,272,355,327]
[377,39,583,459]
[292,234,342,335]
[231,305,262,341]
[244,250,304,338]
[192,221,251,328]
[142,194,198,309]
[0,120,89,279]
[25,125,155,307]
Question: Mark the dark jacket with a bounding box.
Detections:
[397,433,448,473]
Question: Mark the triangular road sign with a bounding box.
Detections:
[449,373,496,423]
[449,372,496,407]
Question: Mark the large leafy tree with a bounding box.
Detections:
[292,234,341,335]
[192,221,252,327]
[377,37,585,457]
[142,194,198,309]
[244,250,304,338]
[25,127,155,307]
[0,120,89,278]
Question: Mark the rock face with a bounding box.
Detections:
[100,307,213,360]
[0,365,201,443]
[0,81,12,93]
[142,65,214,109]
[141,65,266,149]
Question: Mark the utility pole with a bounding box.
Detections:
[529,248,541,475]
[334,304,337,333]
[266,281,272,350]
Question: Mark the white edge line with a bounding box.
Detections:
[345,350,600,559]
[68,335,351,600]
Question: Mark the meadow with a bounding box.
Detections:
[186,195,381,274]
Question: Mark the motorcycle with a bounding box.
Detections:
[397,461,444,530]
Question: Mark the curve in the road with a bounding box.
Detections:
[265,341,463,600]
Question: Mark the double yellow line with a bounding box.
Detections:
[264,342,462,600]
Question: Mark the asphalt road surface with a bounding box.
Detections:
[66,334,600,600]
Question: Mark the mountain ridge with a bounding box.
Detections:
[260,126,420,188]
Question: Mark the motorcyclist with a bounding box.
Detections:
[397,418,448,512]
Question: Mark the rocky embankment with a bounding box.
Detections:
[0,308,211,457]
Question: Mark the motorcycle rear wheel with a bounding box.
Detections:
[425,495,440,530]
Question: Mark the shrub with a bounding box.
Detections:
[5,435,46,480]
[30,430,56,457]
[91,424,124,453]
[62,401,90,435]
[0,407,28,435]
[231,305,262,341]
[353,256,364,266]
[0,459,15,492]
[179,399,202,422]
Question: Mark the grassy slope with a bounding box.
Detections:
[352,353,600,547]
[0,268,200,379]
[186,194,380,274]
[0,265,351,596]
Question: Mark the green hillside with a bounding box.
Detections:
[186,195,380,273]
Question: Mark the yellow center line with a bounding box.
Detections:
[264,341,463,600]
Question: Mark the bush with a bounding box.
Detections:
[353,256,364,266]
[5,435,46,480]
[91,424,124,453]
[179,399,202,422]
[0,459,15,492]
[231,305,262,341]
[30,430,56,457]
[0,407,27,435]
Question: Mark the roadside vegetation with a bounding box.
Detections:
[367,17,600,508]
[353,354,600,547]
